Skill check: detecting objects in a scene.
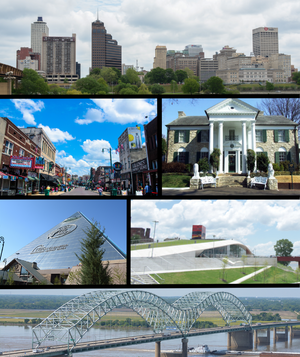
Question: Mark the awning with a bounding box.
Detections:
[0,171,17,179]
[40,173,59,184]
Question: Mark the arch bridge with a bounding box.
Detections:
[32,290,252,351]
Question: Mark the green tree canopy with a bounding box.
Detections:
[292,72,300,85]
[184,67,195,78]
[150,84,166,94]
[203,76,225,94]
[125,68,141,85]
[17,69,49,95]
[165,68,177,83]
[182,78,200,94]
[138,83,151,94]
[175,69,188,83]
[146,67,167,84]
[75,221,111,285]
[274,239,293,266]
[74,77,108,94]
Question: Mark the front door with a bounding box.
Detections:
[228,151,236,172]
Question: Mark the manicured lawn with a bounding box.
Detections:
[241,266,299,284]
[131,239,217,251]
[162,173,191,188]
[151,267,258,284]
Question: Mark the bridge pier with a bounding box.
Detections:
[274,326,288,341]
[155,341,161,357]
[254,328,270,347]
[227,331,253,349]
[182,338,188,357]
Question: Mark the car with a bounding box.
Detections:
[32,349,44,353]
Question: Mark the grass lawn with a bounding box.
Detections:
[151,267,258,284]
[162,173,191,188]
[131,239,217,251]
[241,266,299,284]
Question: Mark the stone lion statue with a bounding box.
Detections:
[192,163,200,179]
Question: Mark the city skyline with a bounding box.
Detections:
[2,0,300,78]
[0,98,157,176]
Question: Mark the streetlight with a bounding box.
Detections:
[101,148,113,191]
[151,221,159,258]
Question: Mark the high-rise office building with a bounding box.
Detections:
[153,45,167,69]
[252,27,279,57]
[31,17,49,56]
[91,16,122,72]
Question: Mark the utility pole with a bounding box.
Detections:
[151,221,159,258]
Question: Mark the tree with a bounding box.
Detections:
[16,68,49,95]
[74,77,106,94]
[175,69,188,83]
[292,72,300,85]
[274,239,293,266]
[100,67,117,91]
[165,68,177,83]
[182,78,200,94]
[162,137,167,157]
[209,148,221,172]
[259,98,300,126]
[198,157,209,173]
[146,67,166,84]
[221,257,228,282]
[124,68,140,85]
[131,234,141,244]
[150,84,166,94]
[257,153,269,172]
[266,81,274,91]
[241,254,247,274]
[75,221,111,284]
[138,83,151,94]
[203,76,225,94]
[246,149,256,172]
[170,80,178,93]
[184,67,194,78]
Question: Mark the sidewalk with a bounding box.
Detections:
[230,266,272,284]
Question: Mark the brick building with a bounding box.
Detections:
[131,227,153,243]
[0,117,42,195]
[144,116,158,193]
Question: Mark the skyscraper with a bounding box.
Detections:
[91,15,121,72]
[31,16,49,56]
[252,27,279,57]
[153,45,167,69]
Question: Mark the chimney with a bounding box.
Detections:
[32,262,38,270]
[178,111,186,117]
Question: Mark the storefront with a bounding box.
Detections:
[131,158,148,193]
[0,171,15,196]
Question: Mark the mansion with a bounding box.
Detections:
[166,98,299,174]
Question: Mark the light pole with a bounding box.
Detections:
[151,221,159,258]
[0,236,4,262]
[102,148,113,191]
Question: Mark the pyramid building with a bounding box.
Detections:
[6,212,126,270]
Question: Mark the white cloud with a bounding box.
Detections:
[75,99,157,125]
[11,99,44,125]
[38,124,75,143]
[81,139,119,162]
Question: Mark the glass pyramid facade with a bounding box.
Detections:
[6,212,126,270]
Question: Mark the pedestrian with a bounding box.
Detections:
[98,187,103,196]
[144,182,152,196]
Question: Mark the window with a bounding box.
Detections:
[174,130,189,144]
[197,130,209,143]
[274,130,289,143]
[278,130,284,142]
[279,152,287,162]
[4,141,13,155]
[179,131,186,142]
[19,148,25,156]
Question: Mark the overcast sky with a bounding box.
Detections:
[131,199,300,257]
[2,0,300,77]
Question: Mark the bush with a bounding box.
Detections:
[246,149,256,172]
[185,163,192,173]
[257,153,269,172]
[198,157,210,173]
[273,163,281,171]
[150,84,166,94]
[162,162,188,173]
[209,148,221,172]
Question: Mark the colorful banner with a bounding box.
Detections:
[128,127,142,149]
[10,156,35,169]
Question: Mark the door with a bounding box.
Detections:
[228,151,236,172]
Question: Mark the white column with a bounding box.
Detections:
[251,122,257,172]
[209,122,214,173]
[218,122,223,173]
[242,121,247,174]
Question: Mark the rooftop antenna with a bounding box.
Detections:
[97,8,99,21]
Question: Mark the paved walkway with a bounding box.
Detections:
[230,266,272,284]
[162,186,300,196]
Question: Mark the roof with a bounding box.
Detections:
[131,240,252,258]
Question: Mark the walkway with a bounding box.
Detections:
[229,266,272,284]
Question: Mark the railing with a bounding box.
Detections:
[225,135,239,141]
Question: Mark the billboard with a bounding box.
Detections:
[192,225,206,239]
[128,127,142,149]
[10,156,35,169]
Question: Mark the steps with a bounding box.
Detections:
[217,174,247,187]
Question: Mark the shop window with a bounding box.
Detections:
[4,141,13,155]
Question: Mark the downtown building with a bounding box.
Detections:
[166,98,299,175]
[41,34,78,83]
[153,45,167,69]
[2,212,126,285]
[91,17,122,72]
[252,27,279,57]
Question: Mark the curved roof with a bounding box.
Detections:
[131,239,252,258]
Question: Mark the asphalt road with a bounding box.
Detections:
[60,187,106,196]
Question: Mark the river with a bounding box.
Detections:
[1,325,300,357]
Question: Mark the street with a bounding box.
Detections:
[60,187,110,196]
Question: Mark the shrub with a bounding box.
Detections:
[198,157,210,173]
[209,148,221,172]
[246,149,256,172]
[257,153,269,172]
[162,162,188,173]
[185,163,192,173]
[273,163,281,171]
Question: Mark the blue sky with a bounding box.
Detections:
[0,288,299,299]
[162,98,269,137]
[0,200,127,261]
[1,0,300,77]
[0,98,157,176]
[131,199,300,258]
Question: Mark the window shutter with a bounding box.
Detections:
[274,130,279,142]
[185,130,190,143]
[197,130,201,142]
[196,152,200,162]
[275,152,280,163]
[263,130,267,143]
[287,152,291,161]
[174,131,179,143]
[263,151,268,158]
[173,152,178,162]
[285,130,289,143]
[185,152,189,164]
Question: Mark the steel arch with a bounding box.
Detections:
[32,290,251,351]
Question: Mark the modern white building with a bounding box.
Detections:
[31,16,49,56]
[166,98,299,174]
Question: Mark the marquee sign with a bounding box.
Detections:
[47,224,77,239]
[30,244,68,254]
[10,156,35,169]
